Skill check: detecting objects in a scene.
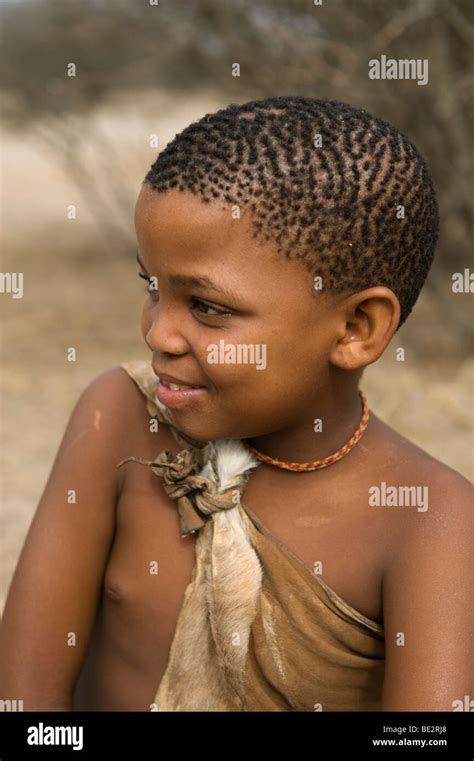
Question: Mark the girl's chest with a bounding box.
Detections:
[105,462,385,645]
[102,466,198,672]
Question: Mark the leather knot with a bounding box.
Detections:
[117,446,249,537]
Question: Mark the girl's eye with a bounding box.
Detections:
[191,298,231,318]
[138,272,230,318]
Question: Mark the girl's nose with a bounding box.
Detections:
[143,303,189,355]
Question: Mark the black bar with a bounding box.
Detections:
[0,711,472,759]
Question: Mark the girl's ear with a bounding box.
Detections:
[329,287,401,370]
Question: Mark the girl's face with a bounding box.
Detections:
[134,184,342,442]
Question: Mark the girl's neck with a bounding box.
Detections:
[244,385,364,467]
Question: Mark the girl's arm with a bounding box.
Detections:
[381,470,473,711]
[0,367,135,710]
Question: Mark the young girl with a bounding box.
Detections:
[0,96,471,712]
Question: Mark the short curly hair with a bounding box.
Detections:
[144,95,439,328]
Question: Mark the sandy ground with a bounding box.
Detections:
[1,88,472,614]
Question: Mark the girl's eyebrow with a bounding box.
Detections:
[136,252,240,302]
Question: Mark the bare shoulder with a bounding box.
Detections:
[84,364,177,472]
[84,362,172,427]
[368,411,472,515]
[82,363,151,423]
[66,365,149,471]
[361,412,472,577]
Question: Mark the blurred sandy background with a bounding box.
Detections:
[0,0,473,612]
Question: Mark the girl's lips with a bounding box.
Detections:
[156,379,208,408]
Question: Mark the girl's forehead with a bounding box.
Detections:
[136,191,320,303]
[136,186,264,259]
[135,187,333,311]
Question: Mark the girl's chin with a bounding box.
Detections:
[168,416,237,444]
